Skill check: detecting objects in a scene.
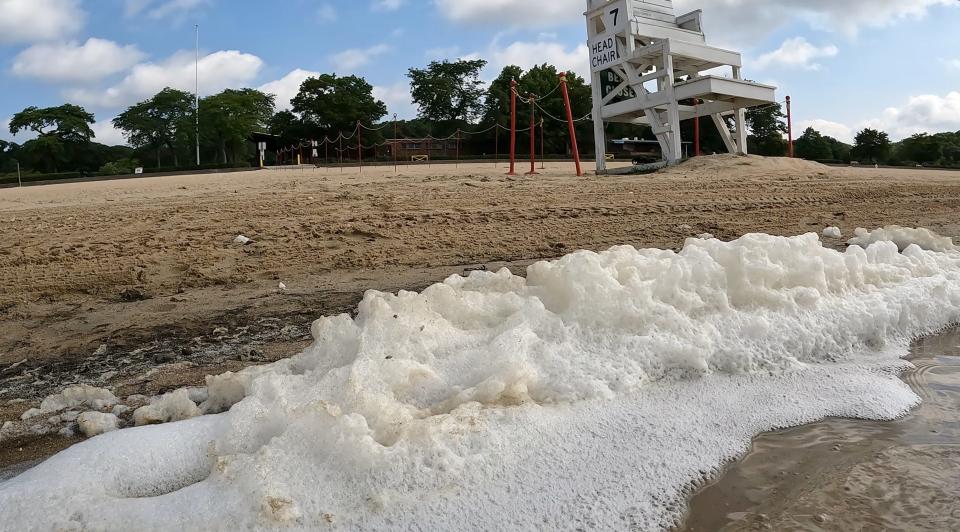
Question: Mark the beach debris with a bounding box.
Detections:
[233,235,254,245]
[119,287,148,302]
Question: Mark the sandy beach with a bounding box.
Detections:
[3,156,960,409]
[3,155,960,528]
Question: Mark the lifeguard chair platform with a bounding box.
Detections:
[586,0,776,170]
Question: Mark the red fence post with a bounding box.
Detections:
[526,93,539,175]
[559,72,583,177]
[508,79,517,175]
[786,95,794,158]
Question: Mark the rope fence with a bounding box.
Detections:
[270,78,793,174]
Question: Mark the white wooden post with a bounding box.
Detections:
[732,66,748,155]
[591,70,607,173]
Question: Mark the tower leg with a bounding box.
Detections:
[590,70,607,174]
[663,47,682,165]
[735,108,748,155]
[666,104,682,164]
[712,114,737,154]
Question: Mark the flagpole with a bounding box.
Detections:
[195,24,200,166]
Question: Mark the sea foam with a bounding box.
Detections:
[2,231,959,531]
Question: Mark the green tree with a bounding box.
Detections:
[745,104,787,156]
[269,110,310,148]
[291,74,387,137]
[898,133,943,165]
[408,59,488,124]
[201,89,275,164]
[113,88,196,168]
[481,64,594,155]
[0,140,18,173]
[99,158,141,175]
[482,65,524,126]
[824,136,851,163]
[851,128,891,164]
[794,127,833,161]
[9,104,96,172]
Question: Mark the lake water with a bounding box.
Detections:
[681,327,960,531]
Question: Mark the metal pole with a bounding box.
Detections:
[16,161,21,187]
[195,25,200,167]
[786,96,794,158]
[507,79,517,175]
[559,72,582,177]
[455,130,460,168]
[393,114,398,174]
[526,93,538,175]
[357,122,362,173]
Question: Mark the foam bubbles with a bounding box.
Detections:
[2,231,960,531]
[849,225,955,252]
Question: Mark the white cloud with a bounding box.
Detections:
[66,50,263,109]
[373,81,417,120]
[802,92,960,143]
[372,0,404,11]
[797,119,855,143]
[434,0,579,26]
[0,0,85,43]
[12,39,146,83]
[124,0,209,19]
[873,92,960,138]
[258,69,321,111]
[432,0,955,45]
[677,0,956,46]
[753,38,838,71]
[944,58,960,71]
[485,39,590,79]
[330,44,391,71]
[91,120,129,146]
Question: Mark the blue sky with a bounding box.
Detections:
[1,0,958,145]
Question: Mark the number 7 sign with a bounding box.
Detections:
[603,0,629,33]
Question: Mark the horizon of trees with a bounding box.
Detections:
[5,59,959,177]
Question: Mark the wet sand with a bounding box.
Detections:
[681,328,960,531]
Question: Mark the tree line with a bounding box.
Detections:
[4,58,958,179]
[794,127,960,167]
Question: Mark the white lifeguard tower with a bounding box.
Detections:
[586,0,776,171]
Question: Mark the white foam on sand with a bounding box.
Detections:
[849,225,956,252]
[3,232,960,531]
